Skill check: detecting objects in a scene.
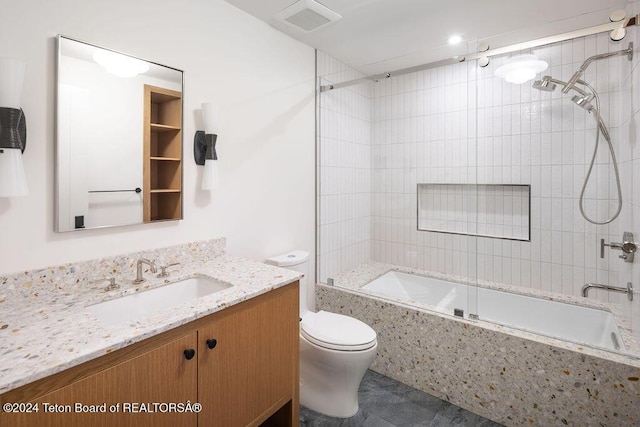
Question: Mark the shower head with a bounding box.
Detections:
[571,94,595,112]
[533,75,592,99]
[532,76,556,92]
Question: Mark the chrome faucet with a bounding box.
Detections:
[581,282,633,301]
[133,258,157,284]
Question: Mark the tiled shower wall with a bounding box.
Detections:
[370,58,478,279]
[317,52,372,283]
[318,6,640,332]
[369,31,636,303]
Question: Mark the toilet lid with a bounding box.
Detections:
[301,311,377,351]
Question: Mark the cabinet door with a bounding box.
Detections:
[198,284,299,427]
[3,332,198,427]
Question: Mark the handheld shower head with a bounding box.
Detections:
[569,92,610,139]
[532,76,556,92]
[571,94,594,111]
[535,68,623,225]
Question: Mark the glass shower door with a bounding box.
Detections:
[316,46,482,320]
[472,30,639,357]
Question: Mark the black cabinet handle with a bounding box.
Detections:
[184,348,196,360]
[206,338,217,349]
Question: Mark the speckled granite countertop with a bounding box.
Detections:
[0,239,301,394]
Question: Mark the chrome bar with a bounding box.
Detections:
[581,282,633,301]
[320,77,372,92]
[320,15,638,92]
[89,187,142,194]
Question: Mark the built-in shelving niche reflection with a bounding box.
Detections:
[417,183,531,241]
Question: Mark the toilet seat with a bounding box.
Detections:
[301,311,377,351]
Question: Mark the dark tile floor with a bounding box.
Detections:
[299,370,503,427]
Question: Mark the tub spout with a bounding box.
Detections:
[581,282,633,301]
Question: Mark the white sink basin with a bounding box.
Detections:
[87,276,232,326]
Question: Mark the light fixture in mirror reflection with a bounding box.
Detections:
[0,57,28,197]
[55,35,184,232]
[92,50,150,78]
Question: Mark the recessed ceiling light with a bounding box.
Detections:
[448,35,463,45]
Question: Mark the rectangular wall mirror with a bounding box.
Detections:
[55,35,184,232]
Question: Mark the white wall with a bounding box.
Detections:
[0,0,316,279]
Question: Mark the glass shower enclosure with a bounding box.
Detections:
[316,24,640,358]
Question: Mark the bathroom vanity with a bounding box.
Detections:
[1,283,298,427]
[0,239,301,427]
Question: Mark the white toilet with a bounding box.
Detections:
[266,251,377,418]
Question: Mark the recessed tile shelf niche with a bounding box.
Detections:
[417,183,530,241]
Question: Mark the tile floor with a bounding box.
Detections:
[299,370,502,427]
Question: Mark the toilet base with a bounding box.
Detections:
[299,334,377,418]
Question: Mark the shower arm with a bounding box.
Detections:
[543,77,591,97]
[562,42,634,94]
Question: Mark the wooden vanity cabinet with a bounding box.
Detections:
[0,282,299,427]
[198,282,299,426]
[2,333,198,427]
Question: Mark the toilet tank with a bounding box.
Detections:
[265,250,309,314]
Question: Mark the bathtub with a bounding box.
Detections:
[363,271,625,352]
[316,263,640,426]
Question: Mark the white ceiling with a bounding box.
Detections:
[225,0,628,75]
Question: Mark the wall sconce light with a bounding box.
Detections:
[0,57,28,197]
[194,103,220,190]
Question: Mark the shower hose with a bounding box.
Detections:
[578,84,623,225]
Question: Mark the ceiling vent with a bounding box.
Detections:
[274,0,341,32]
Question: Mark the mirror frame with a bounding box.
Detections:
[54,35,185,232]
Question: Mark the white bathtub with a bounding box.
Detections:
[363,271,625,352]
